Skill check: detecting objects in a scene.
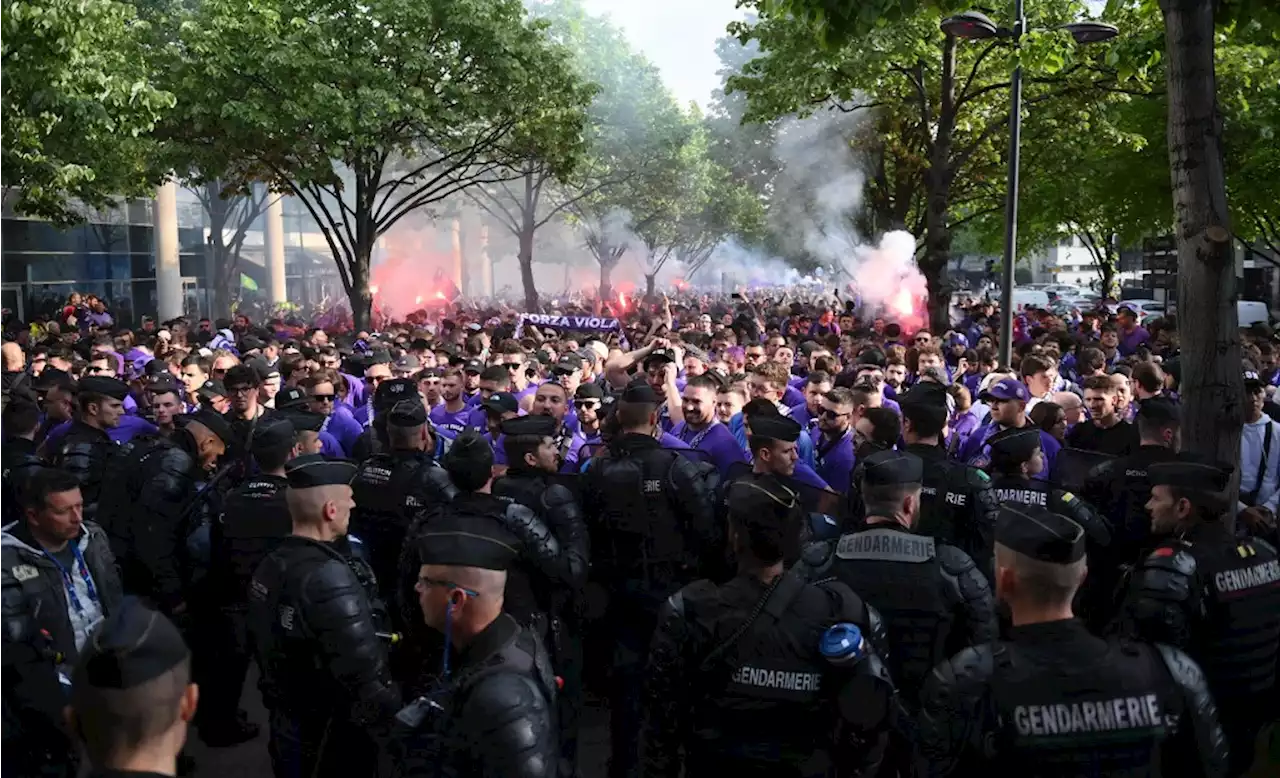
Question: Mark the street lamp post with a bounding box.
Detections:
[940,8,1118,368]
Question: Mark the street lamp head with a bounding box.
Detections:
[1060,21,1120,44]
[940,10,1002,40]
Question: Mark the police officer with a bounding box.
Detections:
[986,426,1112,549]
[2,468,124,778]
[492,414,589,774]
[580,381,719,778]
[390,525,559,778]
[202,417,299,746]
[351,393,458,618]
[53,375,128,520]
[67,600,199,778]
[2,399,44,525]
[97,408,231,619]
[917,505,1229,776]
[899,381,1001,585]
[642,476,895,778]
[351,377,425,462]
[809,450,995,708]
[248,455,400,778]
[1080,397,1180,631]
[1118,453,1280,777]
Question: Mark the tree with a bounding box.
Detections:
[751,0,1278,501]
[188,181,269,316]
[730,0,1114,326]
[2,0,174,224]
[166,0,591,330]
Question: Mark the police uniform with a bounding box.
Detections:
[642,478,894,778]
[352,378,435,461]
[53,376,129,520]
[899,382,1001,585]
[811,450,996,707]
[202,417,296,743]
[719,415,811,564]
[1118,456,1280,776]
[248,456,400,778]
[579,381,719,778]
[71,600,194,778]
[389,527,558,778]
[986,427,1112,549]
[351,395,459,620]
[492,414,589,773]
[2,429,43,526]
[917,505,1229,777]
[1080,398,1181,631]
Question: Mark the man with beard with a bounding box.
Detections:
[52,376,127,521]
[526,381,586,474]
[428,369,470,438]
[673,374,746,479]
[814,387,857,495]
[573,383,606,447]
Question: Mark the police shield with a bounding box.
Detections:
[1055,447,1116,494]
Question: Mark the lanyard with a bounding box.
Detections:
[685,421,718,450]
[43,543,98,614]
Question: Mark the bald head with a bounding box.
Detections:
[1052,391,1084,424]
[2,342,24,371]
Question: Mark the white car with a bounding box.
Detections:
[1118,300,1166,318]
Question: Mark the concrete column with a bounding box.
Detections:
[478,224,493,297]
[449,217,463,292]
[264,189,287,305]
[154,180,183,321]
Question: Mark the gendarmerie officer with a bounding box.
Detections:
[898,381,1001,585]
[1079,397,1180,631]
[248,455,400,778]
[1117,454,1280,777]
[408,431,577,651]
[67,600,198,778]
[580,380,719,778]
[492,413,589,773]
[2,400,44,526]
[53,375,129,521]
[808,449,995,707]
[351,392,458,618]
[642,476,895,778]
[352,378,447,462]
[389,522,558,778]
[2,468,124,778]
[917,505,1229,777]
[985,426,1112,549]
[202,416,300,747]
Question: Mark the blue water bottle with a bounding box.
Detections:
[820,623,867,668]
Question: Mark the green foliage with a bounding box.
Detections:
[2,0,174,225]
[162,0,592,324]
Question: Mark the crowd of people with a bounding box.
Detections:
[2,286,1279,778]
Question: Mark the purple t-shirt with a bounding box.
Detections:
[44,415,157,447]
[429,402,472,438]
[1118,326,1150,356]
[814,429,855,494]
[670,421,746,479]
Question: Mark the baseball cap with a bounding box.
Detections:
[482,391,519,415]
[980,377,1031,403]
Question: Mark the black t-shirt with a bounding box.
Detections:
[1065,419,1138,457]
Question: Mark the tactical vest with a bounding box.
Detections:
[213,476,290,603]
[990,475,1051,510]
[987,640,1181,775]
[1187,535,1280,703]
[829,526,949,703]
[586,448,690,588]
[350,452,431,604]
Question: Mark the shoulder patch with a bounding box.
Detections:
[11,564,39,582]
[1150,547,1176,559]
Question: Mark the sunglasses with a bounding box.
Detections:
[311,394,335,402]
[227,385,256,395]
[820,408,850,419]
[574,400,601,409]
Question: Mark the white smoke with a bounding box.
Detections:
[703,106,931,328]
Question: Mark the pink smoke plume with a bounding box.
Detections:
[848,230,930,333]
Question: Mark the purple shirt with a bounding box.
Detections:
[814,429,855,494]
[957,421,1060,482]
[429,402,472,438]
[1118,326,1150,356]
[670,421,747,479]
[45,415,157,447]
[323,408,363,454]
[781,385,805,408]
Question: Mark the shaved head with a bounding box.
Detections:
[423,564,507,598]
[995,543,1086,607]
[286,484,353,526]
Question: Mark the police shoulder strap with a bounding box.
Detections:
[697,564,809,674]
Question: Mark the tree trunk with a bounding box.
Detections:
[598,248,616,302]
[645,273,656,299]
[921,170,954,330]
[350,249,373,333]
[518,225,538,313]
[1161,0,1242,508]
[206,181,234,317]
